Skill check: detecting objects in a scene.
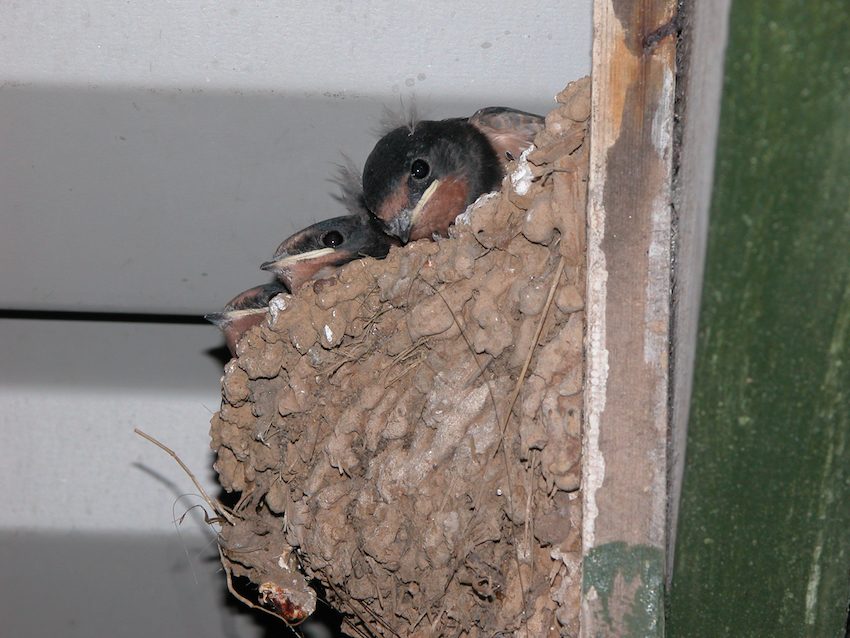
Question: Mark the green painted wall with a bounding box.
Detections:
[667,0,850,636]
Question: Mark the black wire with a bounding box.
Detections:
[0,308,208,324]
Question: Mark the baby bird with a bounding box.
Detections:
[362,106,544,243]
[260,212,398,293]
[261,164,398,292]
[205,281,288,356]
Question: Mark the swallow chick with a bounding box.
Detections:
[260,213,398,293]
[362,106,545,243]
[206,281,289,356]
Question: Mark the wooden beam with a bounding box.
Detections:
[582,0,677,635]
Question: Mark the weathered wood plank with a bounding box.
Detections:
[582,0,677,634]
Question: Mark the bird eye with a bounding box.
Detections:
[410,159,430,180]
[322,230,345,247]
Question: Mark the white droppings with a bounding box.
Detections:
[268,294,290,323]
[455,191,497,226]
[509,146,535,195]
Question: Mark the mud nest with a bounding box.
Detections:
[210,77,590,638]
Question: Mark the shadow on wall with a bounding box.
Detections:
[0,85,557,317]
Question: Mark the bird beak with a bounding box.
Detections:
[205,308,269,356]
[205,307,267,327]
[261,247,337,273]
[204,312,228,329]
[386,179,441,243]
[385,215,412,244]
[261,246,341,293]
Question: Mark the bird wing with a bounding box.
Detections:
[468,106,545,167]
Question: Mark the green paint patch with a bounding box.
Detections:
[583,542,665,637]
